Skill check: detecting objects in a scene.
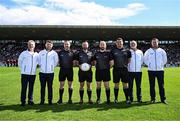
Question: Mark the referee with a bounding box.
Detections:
[57,40,75,104]
[18,40,39,106]
[144,38,167,104]
[75,41,94,104]
[93,41,111,104]
[110,37,131,104]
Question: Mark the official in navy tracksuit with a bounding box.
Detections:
[18,40,39,106]
[128,40,143,103]
[38,40,58,105]
[144,38,167,104]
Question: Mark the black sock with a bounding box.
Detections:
[79,90,84,100]
[96,88,101,100]
[87,90,92,101]
[106,88,110,101]
[123,88,129,101]
[59,88,64,101]
[68,88,73,100]
[114,88,119,100]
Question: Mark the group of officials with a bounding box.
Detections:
[18,37,167,106]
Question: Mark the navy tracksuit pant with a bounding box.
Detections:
[128,72,142,101]
[148,71,166,101]
[39,72,54,102]
[21,74,36,103]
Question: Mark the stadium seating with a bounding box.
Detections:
[0,41,179,67]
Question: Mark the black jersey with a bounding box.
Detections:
[75,50,93,65]
[110,47,131,68]
[58,49,74,68]
[94,50,111,70]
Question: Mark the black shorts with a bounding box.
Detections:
[96,69,110,82]
[113,67,129,83]
[59,68,73,82]
[78,69,92,83]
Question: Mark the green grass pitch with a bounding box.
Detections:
[0,67,180,121]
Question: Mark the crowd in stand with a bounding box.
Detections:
[0,42,179,67]
[164,45,180,67]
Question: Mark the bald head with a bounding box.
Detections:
[130,40,137,50]
[64,40,71,50]
[99,41,107,50]
[82,41,89,50]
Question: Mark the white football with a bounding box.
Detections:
[80,63,90,71]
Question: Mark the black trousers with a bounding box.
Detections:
[148,71,166,101]
[39,73,54,102]
[21,74,36,103]
[128,72,142,101]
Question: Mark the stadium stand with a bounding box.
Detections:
[0,40,179,67]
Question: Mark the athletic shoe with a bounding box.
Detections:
[79,100,83,104]
[88,100,93,104]
[57,100,62,105]
[126,100,131,105]
[96,99,101,104]
[39,101,44,105]
[114,99,118,104]
[161,100,168,104]
[151,100,155,103]
[138,100,142,103]
[68,100,73,104]
[106,100,110,104]
[28,101,34,105]
[48,100,52,105]
[20,103,25,106]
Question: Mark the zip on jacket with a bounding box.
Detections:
[38,49,59,73]
[144,48,167,71]
[18,50,39,75]
[128,49,143,72]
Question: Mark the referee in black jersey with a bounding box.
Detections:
[75,41,94,104]
[93,41,111,104]
[110,37,132,104]
[57,40,75,104]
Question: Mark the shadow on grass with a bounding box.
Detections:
[0,101,161,113]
